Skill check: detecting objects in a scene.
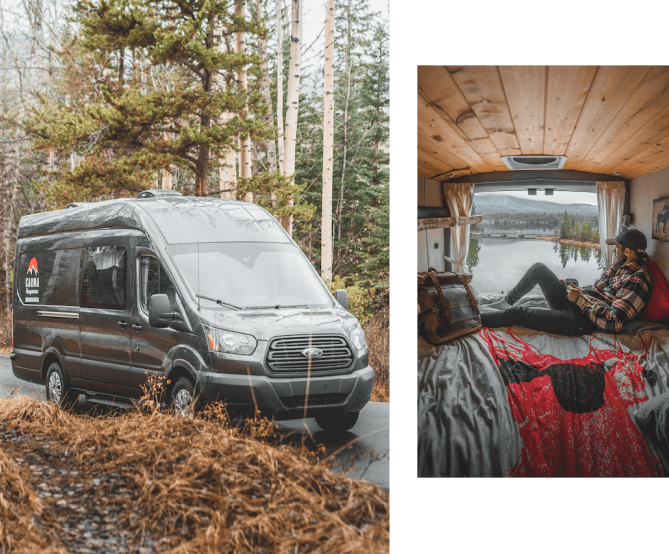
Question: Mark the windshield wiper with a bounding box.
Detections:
[247,304,311,310]
[196,294,242,311]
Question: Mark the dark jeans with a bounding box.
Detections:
[480,263,597,337]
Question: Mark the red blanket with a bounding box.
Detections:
[480,328,664,477]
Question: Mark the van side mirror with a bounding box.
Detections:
[334,289,349,311]
[149,294,172,328]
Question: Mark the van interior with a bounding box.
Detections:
[417,66,669,477]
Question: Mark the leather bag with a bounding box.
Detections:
[418,268,481,344]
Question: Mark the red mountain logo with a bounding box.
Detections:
[27,258,39,275]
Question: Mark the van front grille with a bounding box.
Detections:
[266,335,354,374]
[281,393,349,408]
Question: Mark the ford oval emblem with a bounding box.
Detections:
[302,347,323,358]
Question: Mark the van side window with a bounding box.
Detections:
[19,249,81,306]
[81,246,127,310]
[140,257,177,312]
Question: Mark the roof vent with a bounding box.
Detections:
[137,190,183,199]
[66,202,91,209]
[501,155,567,171]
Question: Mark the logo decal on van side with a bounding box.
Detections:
[25,257,40,303]
[301,347,323,358]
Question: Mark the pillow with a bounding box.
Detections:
[642,256,669,321]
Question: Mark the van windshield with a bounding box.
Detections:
[167,243,333,309]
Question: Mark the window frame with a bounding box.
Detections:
[137,254,182,317]
[80,245,129,311]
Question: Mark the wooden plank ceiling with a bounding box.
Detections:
[418,66,669,181]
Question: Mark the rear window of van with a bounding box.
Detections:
[19,249,82,306]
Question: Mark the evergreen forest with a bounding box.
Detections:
[0,0,389,340]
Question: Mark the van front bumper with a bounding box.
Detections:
[196,365,374,419]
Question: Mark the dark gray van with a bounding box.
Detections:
[10,191,374,432]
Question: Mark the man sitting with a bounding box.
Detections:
[481,229,652,336]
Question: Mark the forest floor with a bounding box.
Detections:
[0,308,390,552]
[0,395,389,553]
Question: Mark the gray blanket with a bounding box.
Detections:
[418,300,669,477]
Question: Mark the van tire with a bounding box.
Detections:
[45,362,77,409]
[170,377,197,417]
[315,411,359,434]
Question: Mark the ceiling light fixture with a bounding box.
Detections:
[502,156,567,171]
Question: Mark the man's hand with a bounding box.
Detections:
[567,284,581,303]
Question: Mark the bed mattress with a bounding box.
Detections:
[418,295,669,477]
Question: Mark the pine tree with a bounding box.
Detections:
[560,211,570,238]
[28,0,281,204]
[571,215,576,239]
[292,0,388,300]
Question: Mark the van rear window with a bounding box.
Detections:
[81,246,127,310]
[19,249,81,306]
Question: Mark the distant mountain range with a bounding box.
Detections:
[474,195,598,216]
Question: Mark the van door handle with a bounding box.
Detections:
[117,321,127,328]
[132,324,142,331]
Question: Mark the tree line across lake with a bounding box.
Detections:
[472,207,599,242]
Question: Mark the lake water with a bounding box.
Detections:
[468,238,605,295]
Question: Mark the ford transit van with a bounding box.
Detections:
[10,191,374,432]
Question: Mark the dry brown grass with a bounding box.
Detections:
[364,306,389,403]
[0,393,389,553]
[0,449,48,552]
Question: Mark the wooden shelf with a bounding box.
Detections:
[417,216,482,231]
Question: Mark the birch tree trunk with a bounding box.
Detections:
[216,13,238,200]
[194,15,216,197]
[276,0,285,173]
[273,0,286,209]
[281,0,302,235]
[236,0,253,202]
[161,133,173,189]
[257,0,277,173]
[321,0,335,281]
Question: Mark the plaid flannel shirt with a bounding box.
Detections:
[575,259,652,333]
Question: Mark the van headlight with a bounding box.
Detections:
[348,323,367,353]
[203,325,257,356]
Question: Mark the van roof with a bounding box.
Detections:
[17,197,290,245]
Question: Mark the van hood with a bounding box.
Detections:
[198,306,360,341]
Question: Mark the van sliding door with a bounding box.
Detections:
[76,242,133,394]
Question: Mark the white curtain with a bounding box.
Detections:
[596,181,626,266]
[443,182,474,273]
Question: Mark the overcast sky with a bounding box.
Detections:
[476,190,599,206]
[302,0,390,57]
[302,0,388,49]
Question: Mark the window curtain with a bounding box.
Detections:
[443,182,474,273]
[596,181,626,266]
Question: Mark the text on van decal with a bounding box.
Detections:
[25,257,40,303]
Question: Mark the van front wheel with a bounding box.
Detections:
[315,411,359,434]
[45,362,77,409]
[170,377,197,417]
